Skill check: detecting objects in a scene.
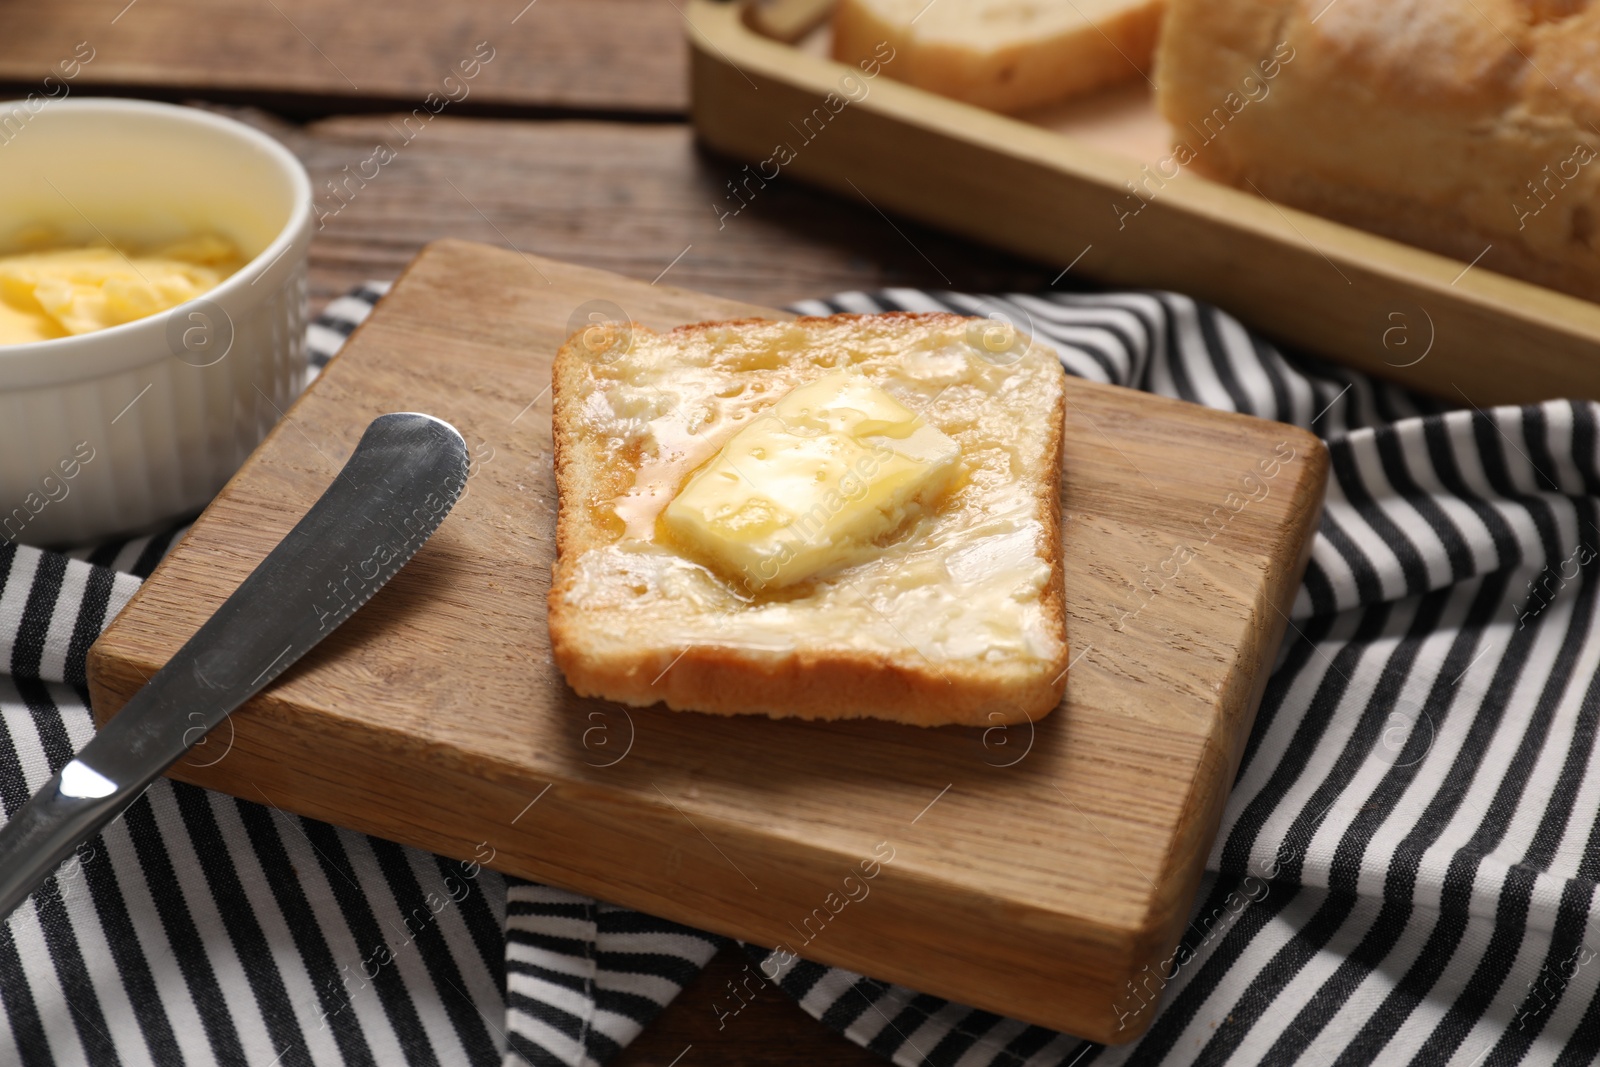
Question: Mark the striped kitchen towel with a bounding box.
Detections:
[4,280,1600,1067]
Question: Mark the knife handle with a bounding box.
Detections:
[0,642,241,921]
[0,669,218,920]
[0,755,144,920]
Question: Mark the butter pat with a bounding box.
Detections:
[0,235,243,344]
[662,371,961,588]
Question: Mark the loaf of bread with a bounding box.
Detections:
[1155,0,1600,302]
[833,0,1166,114]
[547,312,1069,727]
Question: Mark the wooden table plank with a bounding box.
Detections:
[247,111,1055,313]
[0,0,688,115]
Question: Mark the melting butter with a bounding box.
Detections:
[662,371,961,589]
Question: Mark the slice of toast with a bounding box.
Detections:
[548,312,1068,727]
[833,0,1165,115]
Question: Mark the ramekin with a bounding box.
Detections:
[0,98,312,547]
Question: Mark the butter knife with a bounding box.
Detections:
[0,411,469,923]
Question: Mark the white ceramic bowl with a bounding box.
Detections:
[0,98,312,547]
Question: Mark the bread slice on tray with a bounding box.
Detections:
[833,0,1166,114]
[547,312,1068,727]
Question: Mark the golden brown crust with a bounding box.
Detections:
[1036,361,1070,718]
[551,643,1064,727]
[1155,0,1600,302]
[547,312,1069,728]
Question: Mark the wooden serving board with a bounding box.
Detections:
[88,239,1327,1044]
[690,0,1600,406]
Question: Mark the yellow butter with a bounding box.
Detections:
[0,235,243,344]
[662,371,961,589]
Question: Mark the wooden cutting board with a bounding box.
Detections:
[87,239,1327,1044]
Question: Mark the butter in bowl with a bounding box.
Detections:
[0,99,313,546]
[0,232,245,345]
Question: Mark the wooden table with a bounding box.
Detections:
[266,111,1054,316]
[0,1,1059,1062]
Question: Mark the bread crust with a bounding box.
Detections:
[548,312,1069,728]
[834,0,1166,115]
[1155,0,1600,301]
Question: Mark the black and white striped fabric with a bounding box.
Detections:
[5,279,1600,1067]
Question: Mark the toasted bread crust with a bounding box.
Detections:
[548,312,1068,727]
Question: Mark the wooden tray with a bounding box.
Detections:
[87,239,1327,1044]
[688,0,1600,406]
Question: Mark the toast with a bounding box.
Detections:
[833,0,1166,114]
[547,312,1068,727]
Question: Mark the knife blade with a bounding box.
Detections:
[0,411,469,923]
